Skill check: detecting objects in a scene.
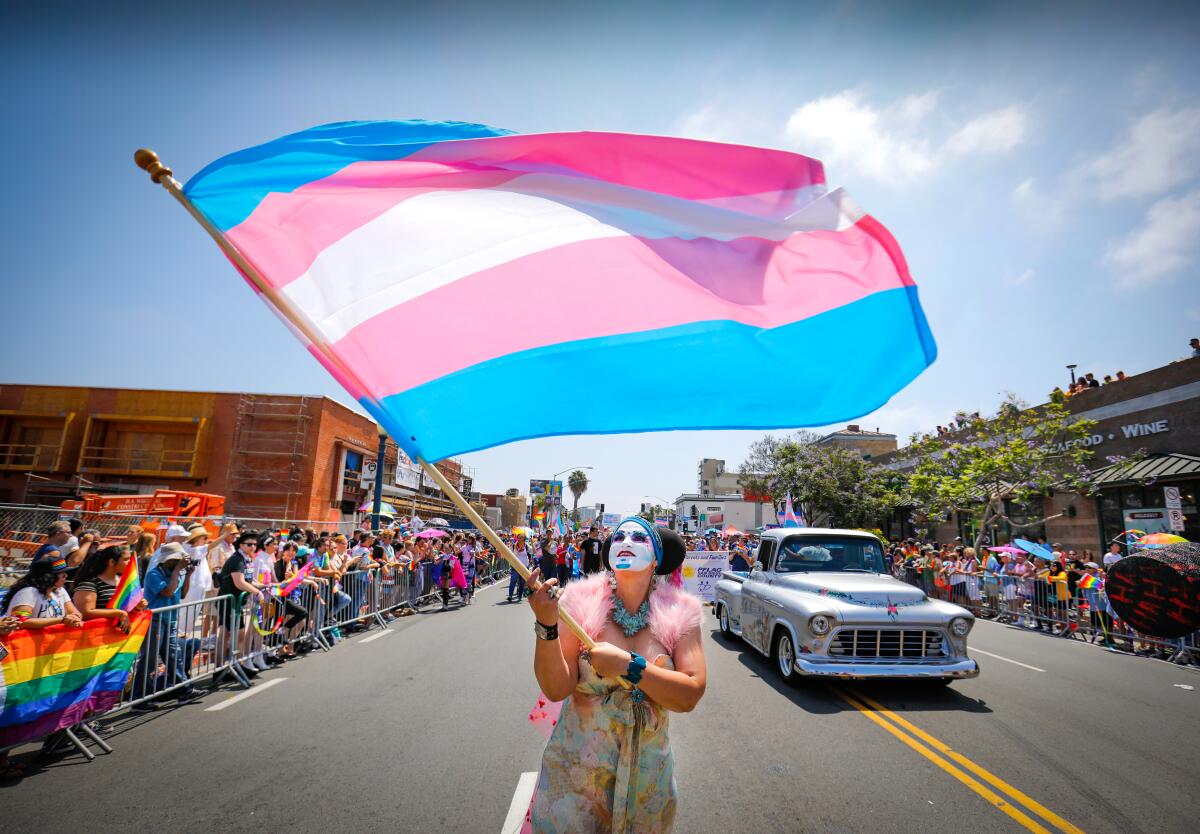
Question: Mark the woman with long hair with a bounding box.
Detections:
[72,544,135,632]
[133,531,157,577]
[2,547,83,629]
[527,518,706,832]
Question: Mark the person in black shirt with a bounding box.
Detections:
[580,527,604,575]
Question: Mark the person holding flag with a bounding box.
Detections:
[526,518,705,832]
[72,544,142,632]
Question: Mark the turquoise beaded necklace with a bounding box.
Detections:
[609,574,651,637]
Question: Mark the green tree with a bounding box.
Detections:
[904,394,1115,551]
[741,431,903,529]
[567,470,590,522]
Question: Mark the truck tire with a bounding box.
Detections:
[773,628,800,685]
[717,603,735,639]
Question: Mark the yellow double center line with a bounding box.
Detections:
[834,689,1085,834]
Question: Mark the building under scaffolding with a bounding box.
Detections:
[0,384,466,526]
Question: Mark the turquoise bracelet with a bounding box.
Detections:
[626,651,647,685]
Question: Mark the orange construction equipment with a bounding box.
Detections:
[59,490,227,543]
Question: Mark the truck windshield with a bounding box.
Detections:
[775,536,886,574]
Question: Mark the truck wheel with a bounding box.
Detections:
[773,628,800,684]
[717,603,734,638]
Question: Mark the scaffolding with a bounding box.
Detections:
[225,395,311,519]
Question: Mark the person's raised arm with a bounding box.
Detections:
[527,568,580,702]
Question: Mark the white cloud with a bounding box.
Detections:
[1007,268,1036,285]
[1078,107,1200,201]
[1103,189,1200,287]
[783,90,1028,185]
[945,105,1029,156]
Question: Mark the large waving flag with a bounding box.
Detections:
[780,494,802,528]
[184,121,935,461]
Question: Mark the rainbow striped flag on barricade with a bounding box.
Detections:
[0,612,151,747]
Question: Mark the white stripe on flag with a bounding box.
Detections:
[284,189,627,342]
[281,183,867,344]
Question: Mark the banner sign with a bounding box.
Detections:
[682,550,729,602]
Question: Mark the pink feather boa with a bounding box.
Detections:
[558,571,703,656]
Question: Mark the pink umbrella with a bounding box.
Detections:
[416,529,447,539]
[987,545,1024,554]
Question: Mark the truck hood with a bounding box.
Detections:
[772,573,928,606]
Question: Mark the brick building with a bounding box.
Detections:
[814,424,898,459]
[0,384,465,524]
[875,357,1200,551]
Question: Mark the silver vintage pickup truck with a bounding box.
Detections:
[714,528,979,684]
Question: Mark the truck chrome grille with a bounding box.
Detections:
[828,628,945,659]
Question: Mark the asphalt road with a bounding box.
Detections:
[4,579,1198,833]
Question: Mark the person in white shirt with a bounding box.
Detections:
[179,526,214,635]
[207,522,239,575]
[2,547,83,628]
[1102,542,1124,569]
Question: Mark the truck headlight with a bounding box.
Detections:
[809,615,831,635]
[950,617,972,637]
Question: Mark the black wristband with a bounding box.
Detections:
[534,620,558,641]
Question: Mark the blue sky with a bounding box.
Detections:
[2,2,1198,516]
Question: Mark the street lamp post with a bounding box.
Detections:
[1066,364,1078,386]
[371,424,387,532]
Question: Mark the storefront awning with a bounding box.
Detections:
[1094,453,1200,487]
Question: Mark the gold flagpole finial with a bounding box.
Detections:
[134,149,173,184]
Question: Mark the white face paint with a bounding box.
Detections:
[610,521,656,572]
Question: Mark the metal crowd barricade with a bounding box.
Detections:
[112,594,249,716]
[898,567,1200,664]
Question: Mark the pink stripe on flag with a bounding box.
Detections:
[330,219,911,397]
[408,131,826,200]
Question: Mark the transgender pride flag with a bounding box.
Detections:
[184,120,935,461]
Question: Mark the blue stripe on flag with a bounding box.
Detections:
[183,120,514,232]
[372,286,935,461]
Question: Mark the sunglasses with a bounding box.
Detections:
[611,530,651,544]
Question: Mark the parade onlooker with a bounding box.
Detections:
[580,527,603,575]
[72,545,134,632]
[1103,542,1124,569]
[507,533,530,602]
[138,543,202,706]
[2,549,82,628]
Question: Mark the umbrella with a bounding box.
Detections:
[416,529,447,539]
[723,526,742,536]
[428,518,451,527]
[511,526,535,539]
[987,545,1024,554]
[704,528,721,536]
[357,499,399,516]
[1135,532,1189,547]
[1013,538,1053,560]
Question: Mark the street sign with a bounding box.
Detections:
[1165,486,1185,532]
[360,458,378,487]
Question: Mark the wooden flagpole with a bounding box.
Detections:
[133,148,609,662]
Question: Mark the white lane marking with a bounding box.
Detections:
[204,677,288,711]
[358,629,394,644]
[971,648,1046,673]
[501,771,538,834]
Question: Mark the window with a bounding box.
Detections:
[776,535,886,573]
[756,540,775,570]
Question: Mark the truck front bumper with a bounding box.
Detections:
[792,656,980,680]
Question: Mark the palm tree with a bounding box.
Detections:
[567,470,590,521]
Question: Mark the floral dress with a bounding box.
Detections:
[531,653,677,833]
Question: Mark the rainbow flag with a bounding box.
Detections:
[1078,574,1103,590]
[109,557,144,612]
[184,121,935,461]
[279,561,314,597]
[0,612,151,747]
